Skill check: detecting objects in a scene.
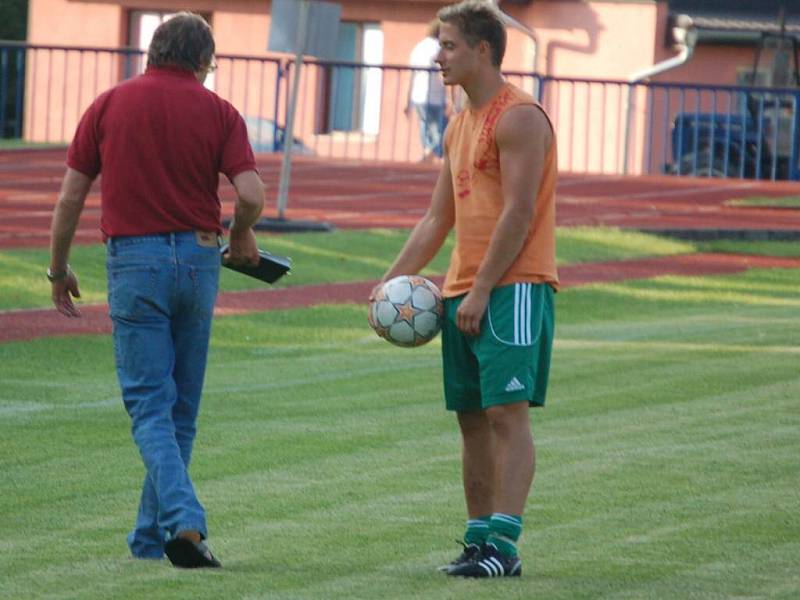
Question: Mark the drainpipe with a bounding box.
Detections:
[622,15,697,174]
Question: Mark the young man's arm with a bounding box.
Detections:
[374,154,455,292]
[49,167,94,317]
[455,104,552,335]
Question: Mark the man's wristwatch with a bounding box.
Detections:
[46,265,71,282]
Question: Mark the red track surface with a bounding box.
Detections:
[2,149,800,249]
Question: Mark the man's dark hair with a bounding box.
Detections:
[147,12,215,72]
[437,0,507,67]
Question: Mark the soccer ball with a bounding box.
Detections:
[369,275,444,347]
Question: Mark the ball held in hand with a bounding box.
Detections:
[369,275,444,347]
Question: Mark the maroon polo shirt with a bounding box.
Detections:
[67,65,256,238]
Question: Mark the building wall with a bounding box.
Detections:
[503,0,663,173]
[24,0,455,157]
[21,0,778,172]
[28,0,122,46]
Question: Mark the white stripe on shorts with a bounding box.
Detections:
[516,283,531,345]
[525,283,532,345]
[513,283,521,345]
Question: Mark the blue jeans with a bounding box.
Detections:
[415,103,447,157]
[106,231,220,558]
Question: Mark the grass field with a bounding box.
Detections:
[0,227,694,310]
[1,228,799,599]
[727,196,800,209]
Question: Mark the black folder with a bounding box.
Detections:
[219,243,292,284]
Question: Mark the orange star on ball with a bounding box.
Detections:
[397,301,416,325]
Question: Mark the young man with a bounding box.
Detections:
[48,13,264,568]
[373,0,558,578]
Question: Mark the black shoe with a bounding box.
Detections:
[437,541,481,573]
[164,537,222,569]
[447,543,521,578]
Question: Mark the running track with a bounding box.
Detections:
[2,149,800,249]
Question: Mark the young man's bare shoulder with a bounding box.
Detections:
[495,104,553,148]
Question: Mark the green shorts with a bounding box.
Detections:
[442,282,555,412]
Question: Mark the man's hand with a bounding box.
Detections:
[51,270,82,318]
[456,287,490,336]
[49,167,93,318]
[224,227,260,267]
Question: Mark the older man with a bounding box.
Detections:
[48,13,264,568]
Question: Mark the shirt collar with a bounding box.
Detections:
[145,65,198,80]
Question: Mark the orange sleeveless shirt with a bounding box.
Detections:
[442,82,559,298]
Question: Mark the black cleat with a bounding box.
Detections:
[438,541,481,573]
[447,543,521,578]
[164,537,222,569]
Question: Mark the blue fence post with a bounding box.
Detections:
[691,91,700,174]
[676,88,685,175]
[273,59,285,152]
[536,74,545,105]
[709,90,717,177]
[723,92,732,178]
[645,85,654,174]
[770,95,780,181]
[0,48,8,138]
[790,91,800,181]
[660,85,670,174]
[13,48,24,139]
[738,93,747,178]
[755,95,765,180]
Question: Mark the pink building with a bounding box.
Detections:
[19,0,800,173]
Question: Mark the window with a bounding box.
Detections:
[319,22,383,134]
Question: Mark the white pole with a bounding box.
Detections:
[276,0,311,219]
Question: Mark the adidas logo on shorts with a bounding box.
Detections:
[504,377,525,392]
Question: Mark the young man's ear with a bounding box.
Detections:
[478,39,492,61]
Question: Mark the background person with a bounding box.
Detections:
[406,20,449,161]
[374,0,558,578]
[48,12,264,569]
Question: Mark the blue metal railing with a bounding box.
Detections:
[640,79,800,180]
[2,41,799,180]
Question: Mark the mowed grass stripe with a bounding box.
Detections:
[0,227,697,311]
[1,268,799,599]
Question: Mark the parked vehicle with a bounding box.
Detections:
[668,12,800,180]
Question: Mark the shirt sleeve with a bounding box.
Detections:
[66,102,102,178]
[220,107,257,180]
